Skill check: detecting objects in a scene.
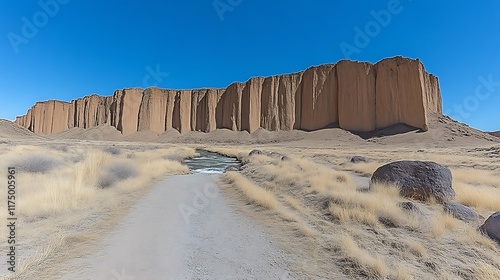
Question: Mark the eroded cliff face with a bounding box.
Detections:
[15,57,442,135]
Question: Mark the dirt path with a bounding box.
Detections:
[57,174,296,280]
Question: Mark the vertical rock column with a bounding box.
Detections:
[115,88,144,135]
[260,76,280,131]
[337,61,376,131]
[241,77,264,133]
[375,57,428,131]
[217,83,244,131]
[172,90,192,134]
[299,65,338,131]
[138,88,168,133]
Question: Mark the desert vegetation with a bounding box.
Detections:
[0,141,196,277]
[220,148,500,279]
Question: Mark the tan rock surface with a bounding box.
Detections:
[15,57,443,136]
[300,65,338,131]
[337,60,376,131]
[138,88,168,133]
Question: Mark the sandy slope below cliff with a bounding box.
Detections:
[45,174,299,280]
[0,119,45,140]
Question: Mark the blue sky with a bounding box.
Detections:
[1,0,499,131]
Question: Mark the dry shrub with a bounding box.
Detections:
[11,154,59,173]
[98,162,138,188]
[103,146,121,155]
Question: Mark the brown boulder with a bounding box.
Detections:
[370,161,454,203]
[480,212,500,243]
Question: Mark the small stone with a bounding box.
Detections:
[350,156,367,163]
[443,202,478,222]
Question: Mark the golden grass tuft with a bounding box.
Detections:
[404,239,427,258]
[224,171,316,236]
[451,167,500,188]
[394,264,414,280]
[474,261,500,280]
[338,234,389,278]
[454,182,500,211]
[429,210,459,238]
[329,203,378,226]
[225,171,278,210]
[326,181,419,229]
[460,224,498,249]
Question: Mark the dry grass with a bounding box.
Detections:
[474,262,500,280]
[2,147,191,219]
[225,171,278,210]
[428,209,459,238]
[344,161,385,177]
[223,171,315,236]
[219,148,500,279]
[453,182,500,212]
[404,239,427,259]
[0,142,195,278]
[338,234,389,278]
[203,146,248,159]
[451,168,500,188]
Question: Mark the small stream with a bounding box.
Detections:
[183,150,241,174]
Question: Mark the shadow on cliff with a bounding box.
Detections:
[349,123,422,139]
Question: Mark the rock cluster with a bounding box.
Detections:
[15,57,442,135]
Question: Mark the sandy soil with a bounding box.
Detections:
[53,174,298,280]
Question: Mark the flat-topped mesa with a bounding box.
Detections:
[15,56,442,135]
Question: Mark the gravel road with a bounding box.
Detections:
[59,174,297,280]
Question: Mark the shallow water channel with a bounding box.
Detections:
[183,150,241,174]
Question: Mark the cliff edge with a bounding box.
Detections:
[15,57,442,135]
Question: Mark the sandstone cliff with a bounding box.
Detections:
[15,57,442,135]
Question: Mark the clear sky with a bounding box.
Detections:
[1,0,499,131]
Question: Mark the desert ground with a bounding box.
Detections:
[0,117,499,279]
